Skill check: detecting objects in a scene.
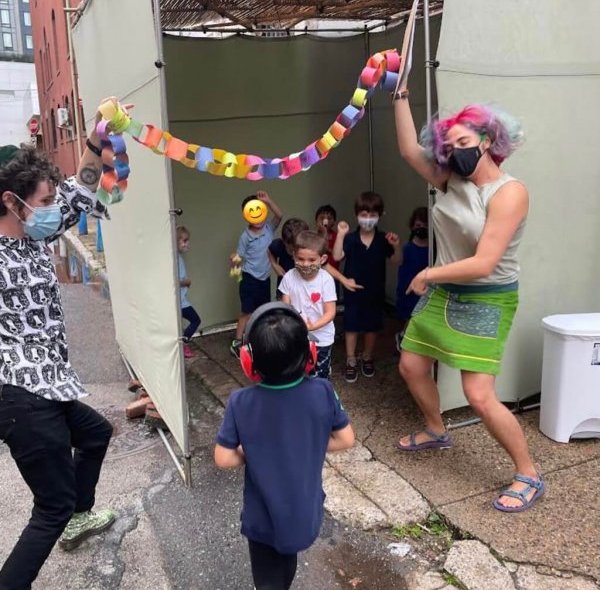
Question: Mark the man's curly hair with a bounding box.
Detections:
[0,145,62,216]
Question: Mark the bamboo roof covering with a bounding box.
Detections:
[159,0,444,33]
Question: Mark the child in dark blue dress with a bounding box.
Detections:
[395,206,429,352]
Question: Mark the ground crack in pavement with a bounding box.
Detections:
[78,469,175,589]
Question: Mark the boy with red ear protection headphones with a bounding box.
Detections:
[215,302,355,590]
[239,302,318,383]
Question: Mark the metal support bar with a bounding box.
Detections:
[119,350,192,487]
[163,12,442,36]
[447,399,541,431]
[364,28,375,192]
[423,0,436,268]
[157,427,191,485]
[200,322,237,336]
[151,0,193,487]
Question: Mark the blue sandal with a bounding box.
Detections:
[396,429,453,452]
[493,473,545,513]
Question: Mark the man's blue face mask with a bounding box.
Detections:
[11,193,62,241]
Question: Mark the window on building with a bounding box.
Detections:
[0,9,9,25]
[64,95,72,139]
[42,28,47,82]
[51,10,58,71]
[3,32,13,49]
[38,49,45,87]
[71,90,82,136]
[23,11,31,27]
[78,97,85,136]
[25,34,32,49]
[50,109,57,149]
[44,117,50,152]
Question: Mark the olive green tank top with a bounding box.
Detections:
[432,173,526,285]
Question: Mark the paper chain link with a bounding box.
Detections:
[95,48,401,205]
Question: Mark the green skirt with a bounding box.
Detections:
[401,284,519,375]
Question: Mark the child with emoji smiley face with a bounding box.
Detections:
[230,190,283,359]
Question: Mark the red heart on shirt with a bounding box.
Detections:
[310,292,321,303]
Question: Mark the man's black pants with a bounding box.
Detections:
[0,385,113,590]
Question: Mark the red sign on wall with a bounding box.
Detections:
[28,117,40,135]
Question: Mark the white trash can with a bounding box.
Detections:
[540,314,600,443]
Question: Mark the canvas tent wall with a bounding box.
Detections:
[434,0,600,410]
[72,0,190,474]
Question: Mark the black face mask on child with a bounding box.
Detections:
[411,227,428,240]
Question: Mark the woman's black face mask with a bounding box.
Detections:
[447,145,483,177]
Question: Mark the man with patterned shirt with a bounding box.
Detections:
[0,100,121,589]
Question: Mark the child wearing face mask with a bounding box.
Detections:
[333,192,400,383]
[268,217,310,298]
[280,230,337,379]
[177,225,201,359]
[394,207,429,352]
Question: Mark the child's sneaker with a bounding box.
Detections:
[344,361,358,383]
[361,359,375,378]
[230,339,242,359]
[58,509,116,551]
[183,344,196,359]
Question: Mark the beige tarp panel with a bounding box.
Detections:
[72,0,188,452]
[436,0,600,409]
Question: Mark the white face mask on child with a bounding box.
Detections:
[357,216,379,231]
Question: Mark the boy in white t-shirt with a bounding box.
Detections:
[280,230,337,378]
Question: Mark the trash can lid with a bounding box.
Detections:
[542,313,600,336]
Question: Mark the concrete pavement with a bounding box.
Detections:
[50,219,600,588]
[0,284,421,589]
[190,317,600,588]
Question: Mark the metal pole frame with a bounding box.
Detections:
[423,0,435,268]
[364,27,375,192]
[422,0,441,385]
[447,401,541,431]
[120,352,191,484]
[150,0,193,487]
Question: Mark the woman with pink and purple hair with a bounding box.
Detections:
[391,90,544,513]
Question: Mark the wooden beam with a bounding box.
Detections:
[159,0,442,30]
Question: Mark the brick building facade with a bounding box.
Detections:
[30,0,85,176]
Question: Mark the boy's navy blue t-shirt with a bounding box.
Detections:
[216,377,349,554]
[268,238,295,287]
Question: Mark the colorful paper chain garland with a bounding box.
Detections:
[95,48,402,205]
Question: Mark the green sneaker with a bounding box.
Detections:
[58,508,116,551]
